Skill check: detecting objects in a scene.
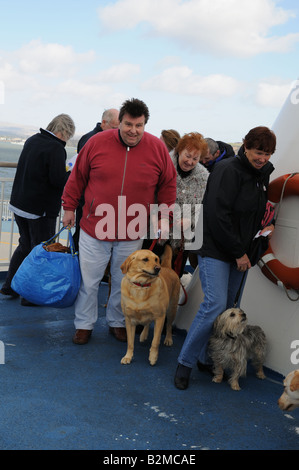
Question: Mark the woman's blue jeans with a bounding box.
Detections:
[178,255,248,368]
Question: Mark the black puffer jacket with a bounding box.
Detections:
[10,129,68,217]
[197,147,274,264]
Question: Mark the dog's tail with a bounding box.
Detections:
[161,244,173,269]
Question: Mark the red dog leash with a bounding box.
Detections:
[148,239,188,306]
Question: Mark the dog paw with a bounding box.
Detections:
[164,337,173,347]
[212,376,223,384]
[140,332,148,343]
[256,371,266,380]
[121,355,132,365]
[149,351,158,366]
[140,326,149,343]
[230,382,241,391]
[149,359,157,366]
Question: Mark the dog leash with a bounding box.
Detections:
[148,238,188,306]
[149,238,158,251]
[178,283,188,306]
[233,272,247,308]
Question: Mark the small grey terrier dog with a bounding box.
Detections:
[208,308,266,391]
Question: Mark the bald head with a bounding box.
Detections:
[101,108,120,130]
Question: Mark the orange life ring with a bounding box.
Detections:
[268,172,299,203]
[259,173,299,290]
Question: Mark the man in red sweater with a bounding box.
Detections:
[62,98,177,344]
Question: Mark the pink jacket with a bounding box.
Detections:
[62,129,177,241]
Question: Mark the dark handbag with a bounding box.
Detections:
[11,226,81,308]
[248,236,269,266]
[248,202,275,266]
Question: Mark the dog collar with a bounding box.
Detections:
[132,282,152,288]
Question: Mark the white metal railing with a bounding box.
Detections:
[0,169,65,270]
[0,176,16,268]
[1,199,13,220]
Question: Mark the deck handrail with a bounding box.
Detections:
[0,170,17,268]
[0,161,18,168]
[0,163,64,270]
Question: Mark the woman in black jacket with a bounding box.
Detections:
[175,126,276,390]
[0,114,75,304]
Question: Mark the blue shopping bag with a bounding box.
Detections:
[12,226,81,308]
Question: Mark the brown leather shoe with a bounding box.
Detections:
[72,329,92,345]
[109,327,127,342]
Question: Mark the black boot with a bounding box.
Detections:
[0,285,19,298]
[174,363,192,390]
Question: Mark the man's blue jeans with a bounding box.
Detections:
[178,255,248,368]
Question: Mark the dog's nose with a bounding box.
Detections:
[241,312,247,320]
[154,266,161,274]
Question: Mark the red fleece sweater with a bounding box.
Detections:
[62,129,177,241]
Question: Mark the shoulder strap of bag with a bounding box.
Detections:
[43,225,77,257]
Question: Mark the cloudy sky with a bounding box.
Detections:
[0,0,299,142]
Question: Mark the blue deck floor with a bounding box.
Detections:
[0,272,298,452]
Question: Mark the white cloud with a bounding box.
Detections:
[142,66,240,97]
[17,40,95,77]
[0,40,139,102]
[156,56,182,68]
[0,80,4,104]
[97,63,140,82]
[0,61,38,90]
[56,79,110,99]
[0,40,95,93]
[98,0,299,57]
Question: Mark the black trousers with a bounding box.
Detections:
[2,214,56,290]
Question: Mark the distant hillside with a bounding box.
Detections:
[0,122,78,148]
[231,142,241,153]
[0,122,241,153]
[0,122,38,138]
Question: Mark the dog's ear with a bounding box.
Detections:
[121,253,136,273]
[120,257,130,274]
[290,371,299,392]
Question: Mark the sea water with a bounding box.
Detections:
[0,140,77,200]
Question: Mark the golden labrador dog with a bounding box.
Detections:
[120,245,180,366]
[278,370,299,411]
